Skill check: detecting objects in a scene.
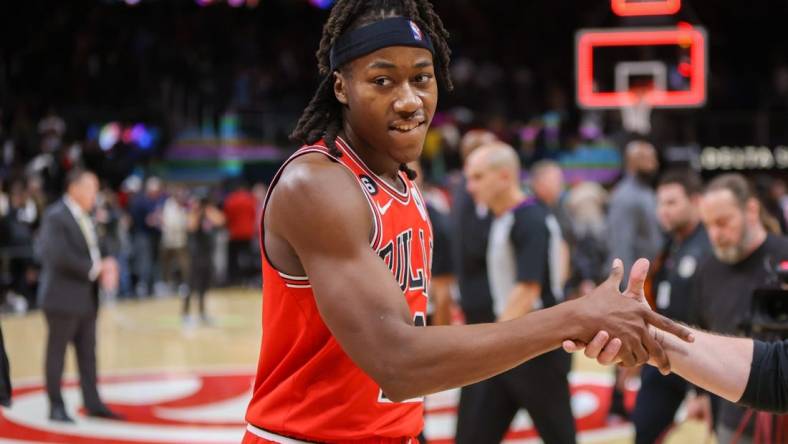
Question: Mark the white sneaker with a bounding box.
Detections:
[182,314,197,329]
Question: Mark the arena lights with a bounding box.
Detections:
[194,0,259,7]
[575,26,707,109]
[611,0,681,16]
[90,122,158,151]
[99,123,121,151]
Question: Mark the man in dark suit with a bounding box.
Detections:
[37,169,121,422]
[0,320,10,407]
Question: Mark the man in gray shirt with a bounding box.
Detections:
[607,139,663,284]
[606,138,663,419]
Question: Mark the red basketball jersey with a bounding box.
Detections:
[245,137,433,443]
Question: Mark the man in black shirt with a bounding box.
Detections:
[632,169,712,444]
[463,142,575,444]
[691,173,788,442]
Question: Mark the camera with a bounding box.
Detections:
[746,260,788,341]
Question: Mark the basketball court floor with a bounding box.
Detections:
[0,290,712,443]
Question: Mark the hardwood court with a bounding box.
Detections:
[0,289,712,443]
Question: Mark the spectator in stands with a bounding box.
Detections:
[37,107,66,154]
[160,185,191,295]
[564,182,609,298]
[223,181,256,286]
[185,192,225,326]
[2,180,39,312]
[529,160,571,299]
[94,188,125,301]
[251,182,268,283]
[130,177,165,298]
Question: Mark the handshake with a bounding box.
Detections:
[560,257,694,375]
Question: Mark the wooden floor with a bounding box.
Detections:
[0,289,713,443]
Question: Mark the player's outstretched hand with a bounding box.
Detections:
[564,258,694,371]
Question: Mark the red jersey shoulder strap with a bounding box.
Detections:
[261,142,383,252]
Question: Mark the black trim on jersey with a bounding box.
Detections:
[336,136,411,204]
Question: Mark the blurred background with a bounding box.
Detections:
[0,0,786,443]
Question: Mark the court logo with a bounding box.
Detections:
[0,370,254,444]
[0,370,636,443]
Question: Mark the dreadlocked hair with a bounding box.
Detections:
[289,0,453,180]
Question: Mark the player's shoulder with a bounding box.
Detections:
[277,151,358,198]
[269,150,370,223]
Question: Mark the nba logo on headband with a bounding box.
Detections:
[409,20,423,41]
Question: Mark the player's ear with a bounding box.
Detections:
[334,71,349,106]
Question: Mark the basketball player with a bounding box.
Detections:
[243,1,694,442]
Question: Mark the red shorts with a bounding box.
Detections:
[242,425,416,444]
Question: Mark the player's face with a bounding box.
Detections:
[700,189,749,263]
[337,46,437,165]
[656,183,693,234]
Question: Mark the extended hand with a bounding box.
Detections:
[565,259,694,373]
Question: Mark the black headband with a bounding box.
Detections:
[329,17,434,72]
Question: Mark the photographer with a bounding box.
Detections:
[689,174,788,442]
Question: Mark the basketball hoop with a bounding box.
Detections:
[620,85,654,135]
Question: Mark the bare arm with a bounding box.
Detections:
[498,282,540,322]
[564,258,750,399]
[653,328,752,403]
[268,156,694,402]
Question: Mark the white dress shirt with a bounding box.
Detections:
[63,196,102,281]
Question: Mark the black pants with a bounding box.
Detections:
[185,261,212,316]
[227,239,252,285]
[44,311,104,411]
[632,366,688,444]
[455,307,496,444]
[461,349,576,444]
[9,256,35,308]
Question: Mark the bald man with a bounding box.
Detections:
[464,143,576,444]
[38,169,122,422]
[451,130,500,443]
[607,139,663,285]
